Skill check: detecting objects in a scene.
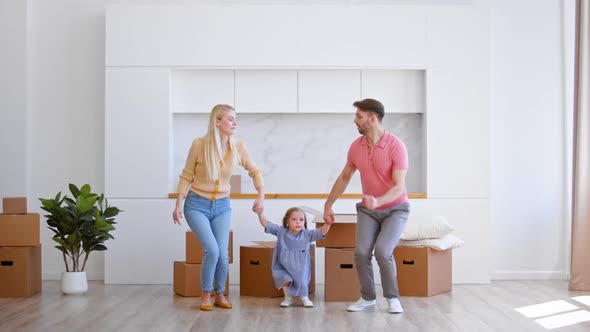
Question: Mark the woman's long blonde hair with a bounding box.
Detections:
[203,104,240,181]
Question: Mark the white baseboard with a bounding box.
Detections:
[43,271,104,281]
[492,271,568,280]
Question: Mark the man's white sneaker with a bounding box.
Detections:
[347,298,376,312]
[386,297,403,314]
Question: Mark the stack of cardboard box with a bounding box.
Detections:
[173,230,233,296]
[315,213,361,302]
[312,208,452,299]
[0,197,42,298]
[240,241,315,298]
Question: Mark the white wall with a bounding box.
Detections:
[27,0,111,279]
[490,0,573,279]
[0,0,573,282]
[0,0,28,199]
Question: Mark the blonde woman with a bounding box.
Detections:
[173,104,264,311]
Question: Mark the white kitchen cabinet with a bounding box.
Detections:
[104,199,183,284]
[105,68,171,198]
[361,70,425,113]
[298,70,361,113]
[170,69,234,113]
[426,68,489,198]
[235,70,298,113]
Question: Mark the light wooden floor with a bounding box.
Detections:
[1,280,590,332]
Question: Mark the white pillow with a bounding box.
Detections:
[401,215,454,240]
[398,234,465,250]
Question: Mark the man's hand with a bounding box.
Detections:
[323,206,335,225]
[362,194,378,210]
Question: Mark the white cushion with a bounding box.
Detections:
[398,234,465,250]
[401,215,455,240]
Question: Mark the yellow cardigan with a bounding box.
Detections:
[176,138,264,200]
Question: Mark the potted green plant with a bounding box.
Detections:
[39,183,121,294]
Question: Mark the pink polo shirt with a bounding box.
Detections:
[346,131,409,210]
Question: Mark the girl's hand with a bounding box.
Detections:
[252,197,264,214]
[252,205,263,215]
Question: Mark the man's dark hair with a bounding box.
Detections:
[353,98,385,121]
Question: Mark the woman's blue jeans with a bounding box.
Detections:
[184,192,231,294]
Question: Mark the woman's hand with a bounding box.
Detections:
[173,195,185,225]
[252,187,264,215]
[173,206,183,225]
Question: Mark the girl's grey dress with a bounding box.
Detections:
[265,222,324,296]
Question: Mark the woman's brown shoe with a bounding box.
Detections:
[199,304,213,311]
[214,301,232,309]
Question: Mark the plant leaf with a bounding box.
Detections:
[80,184,91,196]
[69,184,80,198]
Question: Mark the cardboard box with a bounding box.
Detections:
[324,248,361,302]
[315,221,356,248]
[301,207,357,248]
[186,230,233,264]
[2,197,27,214]
[239,241,315,298]
[173,261,229,297]
[394,246,452,297]
[240,242,282,298]
[0,245,42,298]
[230,175,241,194]
[0,213,40,246]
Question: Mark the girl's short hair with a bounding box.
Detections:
[282,207,308,229]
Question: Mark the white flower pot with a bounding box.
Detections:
[61,271,88,295]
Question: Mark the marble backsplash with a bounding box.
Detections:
[172,112,424,194]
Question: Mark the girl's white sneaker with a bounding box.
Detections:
[301,296,314,308]
[280,286,293,307]
[280,297,294,307]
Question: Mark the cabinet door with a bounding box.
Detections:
[170,70,234,113]
[298,70,361,113]
[105,69,170,198]
[426,68,489,198]
[235,70,297,113]
[105,199,183,284]
[361,70,425,113]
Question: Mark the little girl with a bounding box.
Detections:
[254,206,332,307]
